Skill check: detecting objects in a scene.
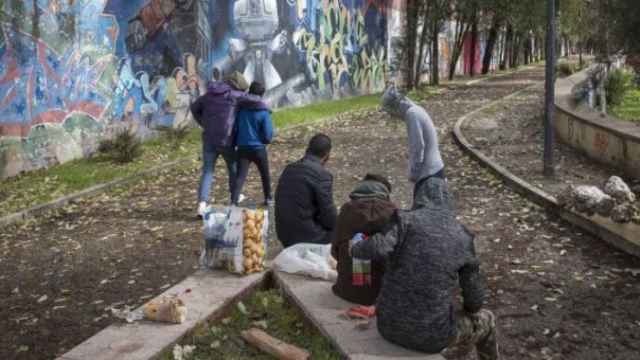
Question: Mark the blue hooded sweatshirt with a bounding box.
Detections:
[235,101,273,149]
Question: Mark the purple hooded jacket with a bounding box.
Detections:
[190,81,267,147]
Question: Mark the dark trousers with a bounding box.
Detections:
[232,147,271,205]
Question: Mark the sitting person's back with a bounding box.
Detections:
[331,174,396,306]
[275,134,337,248]
[352,178,498,359]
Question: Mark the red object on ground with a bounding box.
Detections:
[347,305,376,319]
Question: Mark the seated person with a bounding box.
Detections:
[275,134,337,248]
[331,174,396,306]
[351,177,499,360]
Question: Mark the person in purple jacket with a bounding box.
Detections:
[231,81,274,206]
[190,71,265,217]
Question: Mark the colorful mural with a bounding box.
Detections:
[0,0,388,178]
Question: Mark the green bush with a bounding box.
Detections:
[556,62,577,78]
[157,124,191,149]
[98,128,142,163]
[605,69,634,106]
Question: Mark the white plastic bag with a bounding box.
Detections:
[200,207,269,275]
[273,243,337,281]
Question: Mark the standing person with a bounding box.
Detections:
[331,174,397,306]
[231,81,273,206]
[381,85,445,207]
[275,134,337,248]
[350,177,499,360]
[190,71,264,217]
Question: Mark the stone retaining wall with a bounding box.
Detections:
[554,67,640,178]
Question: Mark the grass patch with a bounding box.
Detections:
[407,86,446,102]
[611,88,640,122]
[0,94,381,217]
[272,94,380,129]
[0,128,202,217]
[161,289,340,360]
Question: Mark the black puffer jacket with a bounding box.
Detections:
[352,177,486,353]
[275,154,337,247]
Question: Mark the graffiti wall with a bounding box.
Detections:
[0,0,388,178]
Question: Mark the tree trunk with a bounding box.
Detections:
[579,41,584,67]
[414,4,431,88]
[501,24,513,70]
[405,0,419,89]
[512,33,524,68]
[482,17,500,74]
[469,12,479,77]
[449,19,471,80]
[431,21,440,85]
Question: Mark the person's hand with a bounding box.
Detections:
[321,154,330,167]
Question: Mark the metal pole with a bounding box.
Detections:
[544,0,556,177]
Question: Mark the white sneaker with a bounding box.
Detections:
[197,201,208,218]
[238,194,246,204]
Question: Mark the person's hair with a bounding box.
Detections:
[249,81,265,96]
[224,71,249,91]
[306,134,332,158]
[363,173,392,193]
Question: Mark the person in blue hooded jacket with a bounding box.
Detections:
[231,81,274,206]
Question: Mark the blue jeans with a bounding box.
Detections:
[198,143,237,203]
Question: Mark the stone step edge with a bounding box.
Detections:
[56,270,267,360]
[272,271,446,360]
[452,89,640,258]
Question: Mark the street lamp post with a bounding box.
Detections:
[544,0,557,177]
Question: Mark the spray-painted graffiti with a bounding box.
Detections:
[594,132,609,154]
[0,0,388,178]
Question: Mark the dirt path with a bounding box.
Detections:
[461,82,639,195]
[1,66,639,360]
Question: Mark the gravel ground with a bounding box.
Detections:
[1,65,639,359]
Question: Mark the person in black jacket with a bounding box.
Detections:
[275,134,337,248]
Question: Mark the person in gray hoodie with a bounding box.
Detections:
[350,177,499,360]
[381,85,445,207]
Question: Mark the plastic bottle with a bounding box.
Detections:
[351,233,370,286]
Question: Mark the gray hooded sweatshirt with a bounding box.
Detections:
[381,85,444,183]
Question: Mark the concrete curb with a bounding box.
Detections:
[462,64,540,86]
[554,65,640,178]
[273,271,445,360]
[452,86,640,258]
[58,269,268,360]
[0,107,378,229]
